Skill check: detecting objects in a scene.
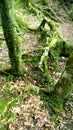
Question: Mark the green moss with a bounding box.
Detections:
[49,52,73,114]
[49,95,64,114]
[1,0,24,75]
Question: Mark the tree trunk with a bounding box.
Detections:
[50,52,73,114]
[0,0,24,75]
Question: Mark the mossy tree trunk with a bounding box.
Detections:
[0,0,24,75]
[50,52,73,114]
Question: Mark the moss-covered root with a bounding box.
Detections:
[49,52,73,115]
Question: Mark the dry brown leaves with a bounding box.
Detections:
[11,95,55,130]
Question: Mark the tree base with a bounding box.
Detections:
[0,68,26,76]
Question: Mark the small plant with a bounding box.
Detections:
[69,5,73,20]
[17,95,24,105]
[67,92,73,102]
[2,84,13,95]
[0,98,16,130]
[6,75,14,82]
[25,84,39,96]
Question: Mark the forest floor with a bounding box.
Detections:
[0,1,73,130]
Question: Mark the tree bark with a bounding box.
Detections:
[50,51,73,114]
[0,0,24,75]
